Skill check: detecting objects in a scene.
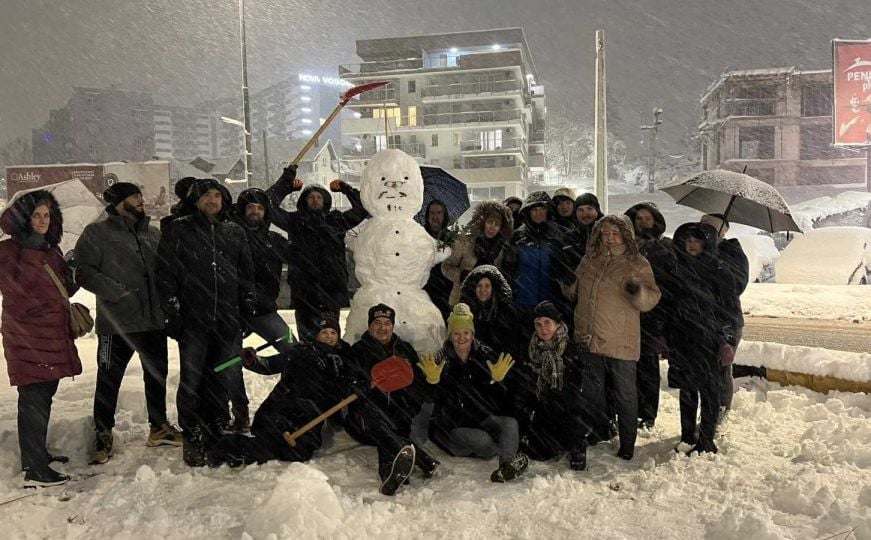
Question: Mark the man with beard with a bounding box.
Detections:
[73,182,182,464]
[266,166,367,341]
[555,193,604,325]
[624,203,677,429]
[549,187,578,230]
[421,199,456,321]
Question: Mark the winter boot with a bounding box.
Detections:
[380,445,416,496]
[491,453,529,482]
[23,466,70,488]
[687,439,718,456]
[616,445,634,461]
[91,430,113,465]
[415,446,440,479]
[570,440,588,471]
[183,427,207,467]
[147,423,184,447]
[232,406,250,434]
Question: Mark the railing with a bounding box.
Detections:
[343,142,426,159]
[339,48,523,76]
[460,137,525,152]
[422,79,521,99]
[340,58,424,75]
[347,86,399,105]
[421,109,524,128]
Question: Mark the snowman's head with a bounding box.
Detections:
[361,149,423,220]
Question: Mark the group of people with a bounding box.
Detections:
[0,166,749,495]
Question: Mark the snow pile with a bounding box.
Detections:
[733,235,778,282]
[776,227,871,285]
[792,191,871,231]
[741,282,871,321]
[737,340,871,383]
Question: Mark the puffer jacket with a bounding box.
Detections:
[0,191,82,386]
[574,215,661,361]
[232,188,287,315]
[442,201,514,305]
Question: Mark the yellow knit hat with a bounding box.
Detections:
[447,303,475,335]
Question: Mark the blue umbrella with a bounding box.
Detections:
[415,166,470,225]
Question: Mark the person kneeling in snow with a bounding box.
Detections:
[417,303,529,483]
[206,315,420,496]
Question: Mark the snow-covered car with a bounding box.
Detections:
[733,234,778,283]
[775,226,871,285]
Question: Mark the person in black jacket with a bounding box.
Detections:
[418,303,528,482]
[348,303,440,479]
[503,196,523,232]
[458,265,523,361]
[668,222,739,455]
[420,199,457,321]
[549,187,578,230]
[624,202,677,430]
[555,193,604,312]
[232,188,292,355]
[73,182,182,464]
[159,176,197,240]
[700,213,750,415]
[156,178,256,466]
[514,302,605,471]
[266,166,367,341]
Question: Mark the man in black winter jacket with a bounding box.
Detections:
[232,188,292,355]
[266,166,367,341]
[159,176,196,239]
[156,178,256,466]
[421,199,456,321]
[74,182,182,464]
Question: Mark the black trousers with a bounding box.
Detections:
[177,328,239,436]
[604,357,638,452]
[17,379,60,471]
[636,352,661,424]
[94,331,168,432]
[521,394,589,461]
[680,378,721,446]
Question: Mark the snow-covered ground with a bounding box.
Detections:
[1,313,870,539]
[741,283,871,322]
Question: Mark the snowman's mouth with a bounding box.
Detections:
[387,204,403,212]
[378,191,408,199]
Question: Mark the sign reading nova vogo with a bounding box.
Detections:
[298,73,353,88]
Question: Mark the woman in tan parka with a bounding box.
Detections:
[572,215,661,461]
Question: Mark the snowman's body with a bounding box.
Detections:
[344,150,447,353]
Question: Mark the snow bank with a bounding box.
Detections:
[737,340,871,383]
[734,235,778,282]
[741,282,871,322]
[791,191,871,231]
[775,227,871,285]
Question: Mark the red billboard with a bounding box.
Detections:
[832,39,871,146]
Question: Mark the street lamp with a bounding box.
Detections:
[641,107,663,193]
[237,0,253,186]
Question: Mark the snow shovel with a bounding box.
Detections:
[213,330,295,373]
[282,355,414,447]
[289,81,389,165]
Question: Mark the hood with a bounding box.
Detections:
[673,222,719,259]
[624,202,666,240]
[422,199,451,237]
[0,189,63,246]
[466,201,513,240]
[296,185,333,213]
[520,191,551,225]
[503,196,523,207]
[574,193,604,222]
[185,178,231,220]
[459,264,513,308]
[587,214,640,259]
[234,187,272,226]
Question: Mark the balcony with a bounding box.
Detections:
[460,137,526,156]
[339,48,524,78]
[421,79,522,101]
[346,86,399,107]
[343,142,426,160]
[343,109,525,134]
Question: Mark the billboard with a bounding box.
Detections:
[6,164,104,198]
[832,39,871,146]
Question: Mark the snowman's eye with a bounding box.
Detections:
[381,177,386,181]
[403,176,409,180]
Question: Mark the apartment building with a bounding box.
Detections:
[338,28,546,202]
[699,67,867,187]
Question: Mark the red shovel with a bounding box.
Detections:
[282,355,413,447]
[289,80,389,166]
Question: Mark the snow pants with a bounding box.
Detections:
[17,379,59,472]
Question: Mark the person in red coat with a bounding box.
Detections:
[0,190,82,487]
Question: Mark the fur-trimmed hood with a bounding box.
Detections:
[624,202,666,240]
[0,189,63,246]
[459,264,513,308]
[465,201,513,241]
[587,214,640,259]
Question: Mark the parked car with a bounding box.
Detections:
[776,227,871,285]
[734,234,778,283]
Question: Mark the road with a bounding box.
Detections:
[743,317,870,353]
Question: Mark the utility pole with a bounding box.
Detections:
[262,129,270,183]
[641,107,663,193]
[593,29,608,213]
[239,0,253,186]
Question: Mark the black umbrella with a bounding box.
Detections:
[661,169,802,233]
[415,166,470,225]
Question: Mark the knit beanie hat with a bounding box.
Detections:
[533,301,562,323]
[368,303,396,325]
[447,303,475,335]
[574,193,602,212]
[315,313,341,333]
[102,182,142,207]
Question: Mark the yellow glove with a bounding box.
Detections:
[487,353,515,383]
[417,353,445,384]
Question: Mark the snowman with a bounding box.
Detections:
[344,149,449,353]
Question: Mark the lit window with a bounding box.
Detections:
[300,85,311,90]
[301,107,312,113]
[407,106,417,127]
[302,129,312,135]
[353,112,362,118]
[491,44,501,50]
[301,96,311,102]
[301,118,312,124]
[373,107,402,127]
[449,47,458,53]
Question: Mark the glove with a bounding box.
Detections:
[719,342,735,367]
[163,297,183,339]
[487,353,515,383]
[417,353,445,384]
[240,347,258,368]
[329,179,350,193]
[279,164,298,184]
[624,280,641,295]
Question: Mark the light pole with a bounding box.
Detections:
[641,108,663,193]
[221,116,250,184]
[238,0,253,185]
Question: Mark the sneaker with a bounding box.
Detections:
[380,445,416,496]
[569,450,587,471]
[91,430,113,465]
[147,423,184,447]
[231,407,250,434]
[183,428,207,468]
[491,453,529,482]
[23,466,70,488]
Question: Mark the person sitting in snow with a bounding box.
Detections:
[458,265,524,362]
[347,304,441,481]
[417,303,529,482]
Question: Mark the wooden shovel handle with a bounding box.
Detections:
[282,394,359,447]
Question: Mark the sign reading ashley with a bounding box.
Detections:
[833,39,871,146]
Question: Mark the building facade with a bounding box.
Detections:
[699,67,867,187]
[338,28,546,202]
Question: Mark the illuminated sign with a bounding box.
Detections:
[298,73,353,88]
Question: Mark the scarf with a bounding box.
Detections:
[473,234,504,266]
[528,322,569,396]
